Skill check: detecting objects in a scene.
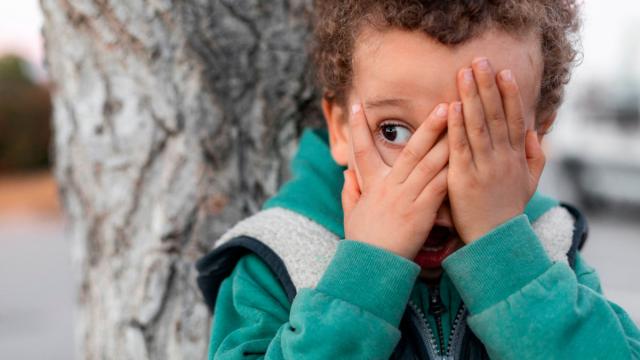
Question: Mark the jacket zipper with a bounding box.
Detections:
[407,299,441,359]
[407,287,467,359]
[428,287,446,354]
[445,303,467,358]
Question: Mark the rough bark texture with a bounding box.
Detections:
[41,0,321,358]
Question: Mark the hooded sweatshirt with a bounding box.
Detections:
[204,127,640,359]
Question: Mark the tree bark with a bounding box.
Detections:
[41,0,320,358]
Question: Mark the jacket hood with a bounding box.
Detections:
[262,127,559,239]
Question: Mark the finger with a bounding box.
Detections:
[387,103,449,184]
[349,101,386,190]
[414,164,448,209]
[457,67,494,160]
[341,168,361,216]
[448,101,474,168]
[525,130,546,188]
[497,69,526,152]
[404,133,449,201]
[471,58,510,150]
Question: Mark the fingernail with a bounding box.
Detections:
[475,58,490,71]
[500,70,513,82]
[351,104,361,115]
[462,68,473,83]
[436,104,448,117]
[452,102,462,114]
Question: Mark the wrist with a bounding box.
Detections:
[366,240,416,260]
[317,240,420,325]
[345,234,417,260]
[443,214,552,314]
[460,210,524,244]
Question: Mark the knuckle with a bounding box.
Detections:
[507,155,520,166]
[400,146,421,163]
[416,158,437,176]
[510,80,521,93]
[483,167,497,180]
[470,123,488,137]
[452,138,468,152]
[397,204,414,222]
[512,116,526,129]
[464,89,478,99]
[500,149,515,161]
[478,78,495,91]
[353,145,368,160]
[464,177,481,191]
[488,113,504,125]
[432,179,448,196]
[501,79,519,94]
[472,175,485,189]
[426,118,444,131]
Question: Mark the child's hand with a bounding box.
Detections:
[341,101,450,260]
[447,58,546,244]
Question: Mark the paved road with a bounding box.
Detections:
[581,212,640,323]
[0,216,74,360]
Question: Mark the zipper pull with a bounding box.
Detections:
[428,287,446,315]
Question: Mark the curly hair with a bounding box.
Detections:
[311,0,582,126]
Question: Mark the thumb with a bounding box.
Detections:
[525,129,546,187]
[341,168,361,216]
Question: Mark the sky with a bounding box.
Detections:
[0,1,44,66]
[573,1,640,85]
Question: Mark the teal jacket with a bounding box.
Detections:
[203,127,640,359]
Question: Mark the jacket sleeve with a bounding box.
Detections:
[442,214,640,360]
[207,239,421,359]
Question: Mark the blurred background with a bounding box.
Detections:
[0,1,72,359]
[0,1,638,359]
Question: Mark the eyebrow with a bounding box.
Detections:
[363,97,411,110]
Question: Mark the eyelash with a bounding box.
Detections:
[375,120,413,148]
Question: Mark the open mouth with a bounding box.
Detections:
[413,225,460,269]
[421,225,455,252]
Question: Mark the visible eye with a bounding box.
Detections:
[376,121,412,147]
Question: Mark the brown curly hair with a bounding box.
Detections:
[311,0,582,126]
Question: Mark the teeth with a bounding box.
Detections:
[421,245,445,252]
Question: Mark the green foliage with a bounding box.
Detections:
[0,54,52,172]
[0,55,34,84]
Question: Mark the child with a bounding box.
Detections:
[196,1,640,359]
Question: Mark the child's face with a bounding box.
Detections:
[324,25,552,278]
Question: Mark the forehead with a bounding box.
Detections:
[351,25,543,115]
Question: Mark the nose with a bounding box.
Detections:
[434,197,454,229]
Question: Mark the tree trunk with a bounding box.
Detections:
[41,0,320,358]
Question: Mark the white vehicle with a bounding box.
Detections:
[550,82,640,211]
